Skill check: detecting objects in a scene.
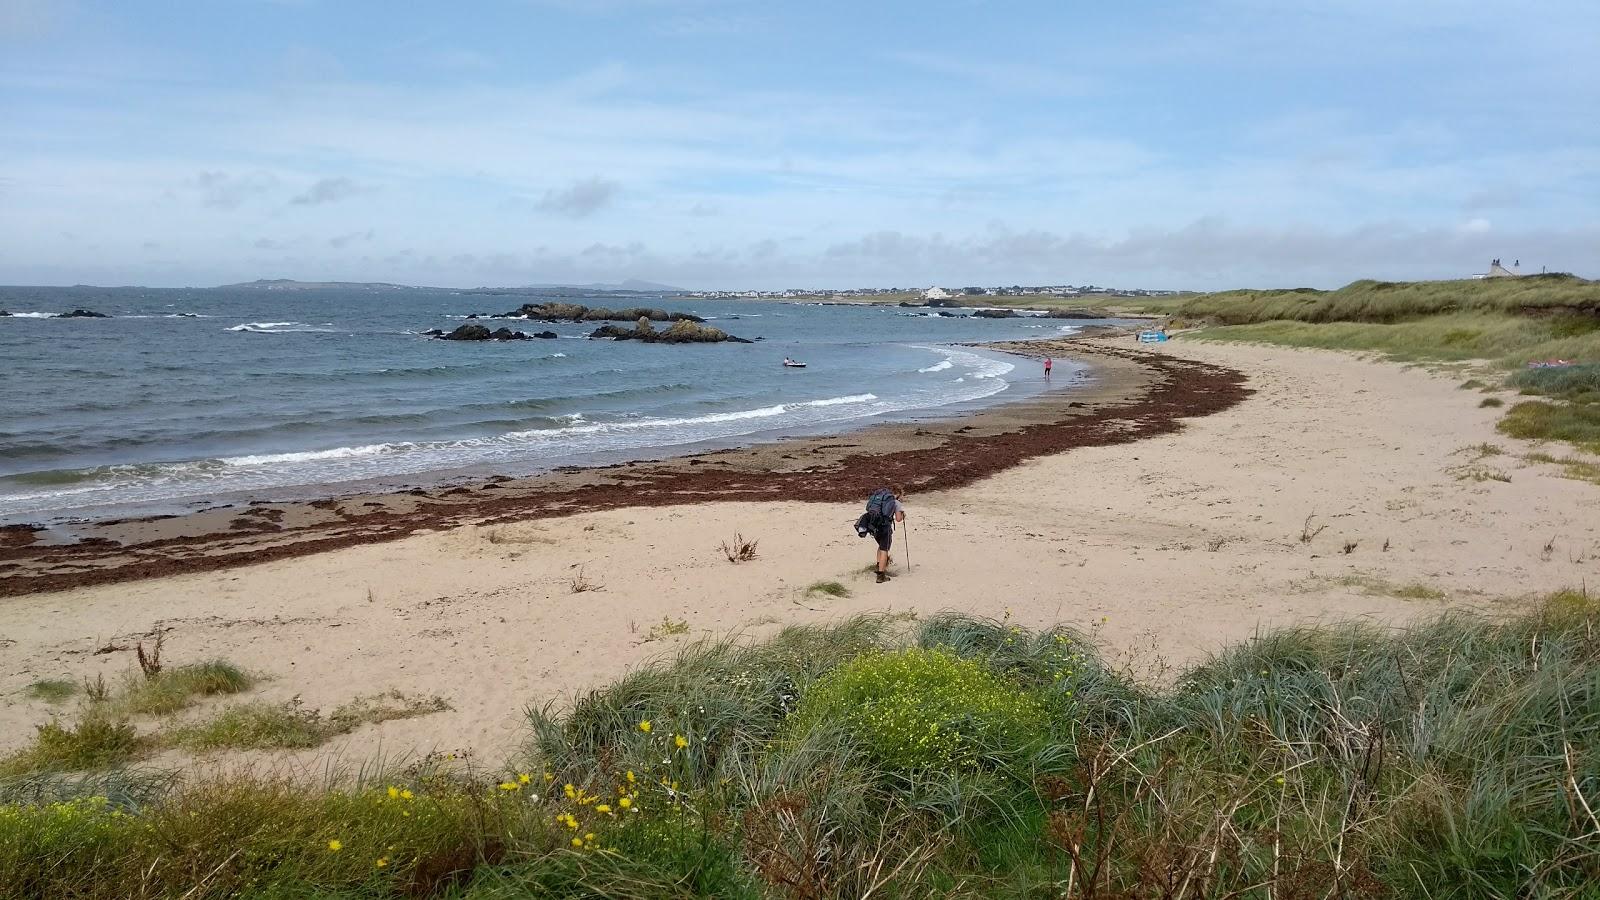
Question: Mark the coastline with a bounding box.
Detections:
[0,333,1248,597]
[5,337,1596,768]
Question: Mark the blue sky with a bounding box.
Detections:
[2,0,1596,289]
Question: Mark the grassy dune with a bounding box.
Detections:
[4,596,1599,898]
[1178,276,1600,455]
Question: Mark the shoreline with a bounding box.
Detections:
[0,335,1249,597]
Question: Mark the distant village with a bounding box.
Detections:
[687,284,1187,301]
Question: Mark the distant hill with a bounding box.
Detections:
[216,279,427,292]
[520,279,687,292]
[216,278,687,293]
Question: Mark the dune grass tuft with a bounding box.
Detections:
[116,661,256,717]
[23,680,77,704]
[805,580,851,598]
[0,716,144,776]
[1497,399,1600,452]
[169,692,452,752]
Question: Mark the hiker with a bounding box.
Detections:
[854,487,905,583]
[1043,356,1053,381]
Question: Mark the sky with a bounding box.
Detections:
[2,0,1597,290]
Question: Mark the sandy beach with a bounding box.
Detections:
[3,337,1597,768]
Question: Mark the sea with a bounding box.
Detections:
[0,286,1108,524]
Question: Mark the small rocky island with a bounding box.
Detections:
[590,318,751,344]
[432,303,750,343]
[425,325,558,341]
[493,302,705,323]
[57,309,111,318]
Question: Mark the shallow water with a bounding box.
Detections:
[0,286,1102,522]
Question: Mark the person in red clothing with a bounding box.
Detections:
[1043,356,1053,381]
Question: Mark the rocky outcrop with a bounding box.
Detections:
[1041,308,1110,319]
[924,296,965,308]
[0,310,9,317]
[498,302,704,323]
[57,309,110,318]
[532,330,558,339]
[589,317,750,344]
[434,324,533,341]
[973,308,1018,318]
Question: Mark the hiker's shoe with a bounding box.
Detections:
[876,571,889,584]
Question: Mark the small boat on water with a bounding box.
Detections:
[782,357,807,368]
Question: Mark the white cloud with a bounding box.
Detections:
[291,177,366,206]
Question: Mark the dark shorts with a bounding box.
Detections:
[872,524,893,552]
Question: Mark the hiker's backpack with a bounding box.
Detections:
[855,489,896,537]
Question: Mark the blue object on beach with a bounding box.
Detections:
[1137,330,1168,343]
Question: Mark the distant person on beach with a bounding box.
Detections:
[855,487,904,583]
[1043,357,1053,381]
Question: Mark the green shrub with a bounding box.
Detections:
[170,693,451,752]
[787,648,1045,772]
[0,717,143,776]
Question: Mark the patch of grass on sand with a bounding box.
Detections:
[10,596,1600,897]
[805,580,851,598]
[1523,451,1600,486]
[1333,575,1448,601]
[168,692,451,752]
[0,716,144,776]
[641,617,689,642]
[1481,396,1505,408]
[23,680,77,704]
[1497,400,1600,453]
[116,661,256,717]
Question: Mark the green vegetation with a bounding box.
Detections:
[1331,574,1448,601]
[786,647,1045,772]
[804,580,851,598]
[170,693,452,752]
[1178,277,1600,453]
[5,598,1600,897]
[0,717,144,776]
[115,660,256,716]
[1481,396,1505,408]
[1498,400,1600,453]
[1524,450,1600,486]
[22,679,77,704]
[1179,274,1600,325]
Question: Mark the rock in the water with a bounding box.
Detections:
[56,309,110,318]
[589,318,747,344]
[422,328,446,336]
[973,308,1017,318]
[897,301,920,307]
[936,311,962,317]
[924,296,963,308]
[0,310,9,317]
[532,330,558,339]
[489,327,530,340]
[437,324,529,341]
[498,302,705,323]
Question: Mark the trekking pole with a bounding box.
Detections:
[903,520,912,573]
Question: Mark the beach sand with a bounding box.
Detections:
[3,337,1598,770]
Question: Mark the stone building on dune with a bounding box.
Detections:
[1483,258,1521,278]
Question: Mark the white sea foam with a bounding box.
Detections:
[4,311,56,318]
[226,321,338,334]
[918,359,953,373]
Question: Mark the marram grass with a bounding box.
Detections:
[4,597,1600,898]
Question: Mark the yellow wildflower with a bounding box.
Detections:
[400,789,413,800]
[571,837,583,848]
[386,786,400,800]
[543,771,555,782]
[499,781,519,791]
[674,734,689,749]
[639,720,652,733]
[375,857,389,868]
[585,832,596,841]
[596,803,612,813]
[618,796,632,809]
[563,783,577,799]
[518,772,531,784]
[327,840,343,852]
[625,770,636,783]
